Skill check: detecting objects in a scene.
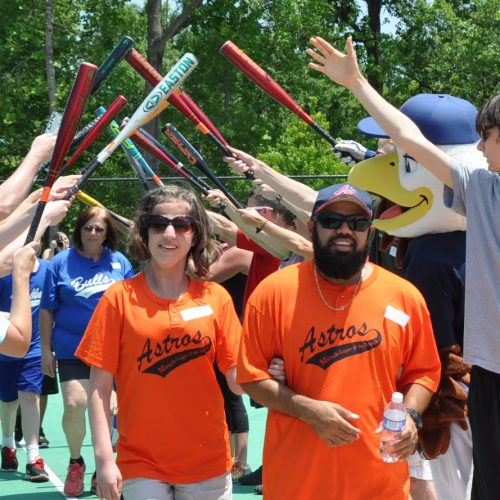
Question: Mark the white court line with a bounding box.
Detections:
[19,441,78,499]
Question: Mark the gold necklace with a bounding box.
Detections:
[313,265,364,311]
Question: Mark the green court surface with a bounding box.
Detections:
[0,394,267,499]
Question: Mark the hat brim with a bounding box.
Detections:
[315,195,372,217]
[357,117,389,138]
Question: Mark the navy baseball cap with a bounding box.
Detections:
[357,94,480,145]
[312,183,372,217]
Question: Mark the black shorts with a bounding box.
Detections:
[58,359,91,383]
[41,374,59,395]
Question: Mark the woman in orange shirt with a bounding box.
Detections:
[76,185,243,500]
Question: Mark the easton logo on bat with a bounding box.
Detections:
[141,54,197,113]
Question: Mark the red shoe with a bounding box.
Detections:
[1,446,18,471]
[64,462,85,497]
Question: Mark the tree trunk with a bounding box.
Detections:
[144,0,203,171]
[45,0,56,113]
[364,0,383,93]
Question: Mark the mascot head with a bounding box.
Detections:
[348,94,487,237]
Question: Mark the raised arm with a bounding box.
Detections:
[307,36,454,188]
[225,146,317,211]
[0,134,57,220]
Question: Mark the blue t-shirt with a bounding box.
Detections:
[41,247,134,359]
[0,258,49,360]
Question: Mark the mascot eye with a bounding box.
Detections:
[403,155,418,173]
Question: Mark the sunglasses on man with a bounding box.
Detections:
[313,212,371,232]
[147,214,195,235]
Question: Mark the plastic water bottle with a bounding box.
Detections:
[380,392,406,463]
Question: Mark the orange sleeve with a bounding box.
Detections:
[397,292,441,393]
[214,286,242,374]
[75,286,122,374]
[237,299,277,384]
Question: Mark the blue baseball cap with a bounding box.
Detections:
[313,183,372,217]
[357,94,480,145]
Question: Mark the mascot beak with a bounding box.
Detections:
[348,152,433,233]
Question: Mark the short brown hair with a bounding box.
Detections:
[72,207,119,251]
[476,94,500,136]
[128,185,222,277]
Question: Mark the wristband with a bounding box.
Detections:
[405,407,423,430]
[255,220,268,233]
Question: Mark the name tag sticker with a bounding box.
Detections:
[389,246,397,257]
[112,262,122,269]
[384,305,410,327]
[180,305,214,321]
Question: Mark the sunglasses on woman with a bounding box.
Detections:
[147,214,195,235]
[313,212,371,232]
[82,225,106,234]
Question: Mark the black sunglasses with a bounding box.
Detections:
[314,212,371,232]
[147,214,195,235]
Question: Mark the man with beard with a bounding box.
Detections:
[237,182,441,500]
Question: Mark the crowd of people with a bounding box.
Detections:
[0,35,499,500]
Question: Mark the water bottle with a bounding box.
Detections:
[380,392,406,463]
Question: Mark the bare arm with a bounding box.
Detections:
[89,367,122,500]
[224,366,244,395]
[208,246,252,283]
[0,243,38,356]
[0,134,56,220]
[241,378,361,448]
[308,36,454,188]
[225,146,317,211]
[39,309,56,378]
[205,191,291,260]
[238,208,313,259]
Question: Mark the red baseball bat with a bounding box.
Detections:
[220,40,337,147]
[125,48,249,173]
[63,95,128,170]
[25,62,97,243]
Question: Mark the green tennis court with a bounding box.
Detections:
[0,393,267,499]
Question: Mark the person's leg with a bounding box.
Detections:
[408,452,437,500]
[174,472,232,500]
[469,366,500,500]
[39,373,58,448]
[61,378,89,458]
[122,478,173,500]
[58,359,91,497]
[0,360,22,472]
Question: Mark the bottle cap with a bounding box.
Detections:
[391,392,404,404]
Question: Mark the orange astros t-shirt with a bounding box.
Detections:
[76,273,241,484]
[238,260,441,500]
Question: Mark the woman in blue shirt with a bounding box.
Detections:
[39,207,133,497]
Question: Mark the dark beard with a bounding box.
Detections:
[312,225,369,280]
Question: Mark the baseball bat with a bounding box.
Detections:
[163,123,243,208]
[97,109,163,189]
[125,48,255,179]
[125,124,210,195]
[63,95,128,171]
[53,37,134,147]
[220,40,337,147]
[76,191,132,231]
[25,62,97,244]
[133,125,212,191]
[64,53,198,199]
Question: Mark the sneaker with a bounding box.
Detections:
[1,446,18,472]
[90,471,97,495]
[25,458,49,482]
[38,428,50,448]
[64,462,85,497]
[255,484,263,495]
[239,464,262,486]
[231,460,252,482]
